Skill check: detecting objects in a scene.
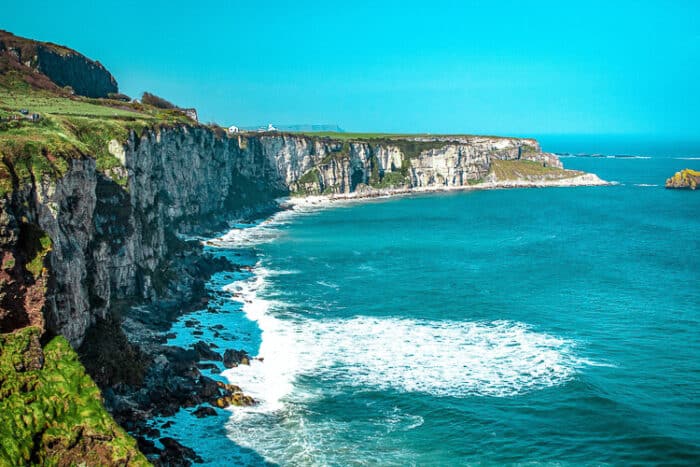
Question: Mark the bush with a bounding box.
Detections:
[107,92,131,102]
[141,92,176,109]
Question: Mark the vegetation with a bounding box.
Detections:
[141,92,176,110]
[295,131,526,141]
[666,168,700,190]
[0,71,193,196]
[375,171,409,188]
[0,327,149,465]
[490,159,580,181]
[25,232,52,279]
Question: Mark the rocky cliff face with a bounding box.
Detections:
[0,30,118,97]
[254,134,562,195]
[0,126,287,346]
[1,127,570,346]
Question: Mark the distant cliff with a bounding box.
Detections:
[666,169,700,190]
[0,30,118,97]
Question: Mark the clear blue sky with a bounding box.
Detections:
[3,1,699,137]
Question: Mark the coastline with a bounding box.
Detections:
[283,172,610,209]
[114,169,612,463]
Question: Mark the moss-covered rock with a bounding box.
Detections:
[0,327,149,466]
[666,169,700,190]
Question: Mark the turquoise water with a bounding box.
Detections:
[156,153,700,465]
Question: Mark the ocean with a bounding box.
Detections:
[149,139,700,465]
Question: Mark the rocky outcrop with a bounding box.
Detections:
[666,169,700,190]
[0,30,118,97]
[262,135,565,195]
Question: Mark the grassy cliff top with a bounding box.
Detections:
[0,70,195,196]
[0,327,149,465]
[288,130,537,143]
[0,29,76,58]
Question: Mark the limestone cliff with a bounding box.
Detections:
[1,128,600,347]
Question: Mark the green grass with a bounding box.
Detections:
[0,327,149,466]
[0,92,144,118]
[0,71,194,196]
[490,159,581,181]
[294,131,528,141]
[25,232,51,278]
[376,171,409,188]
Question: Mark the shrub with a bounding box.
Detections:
[141,92,176,109]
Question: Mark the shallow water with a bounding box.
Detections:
[155,153,700,465]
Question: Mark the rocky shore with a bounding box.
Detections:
[283,171,609,208]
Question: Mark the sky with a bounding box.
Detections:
[3,0,700,138]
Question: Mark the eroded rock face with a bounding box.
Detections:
[0,128,563,347]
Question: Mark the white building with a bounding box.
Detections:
[267,123,278,131]
[228,125,239,134]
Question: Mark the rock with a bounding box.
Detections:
[192,341,222,361]
[223,349,250,368]
[196,362,219,372]
[184,319,199,328]
[199,376,220,398]
[666,169,700,189]
[192,406,217,418]
[159,437,203,464]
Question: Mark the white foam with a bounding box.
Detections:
[634,183,659,187]
[220,268,587,464]
[675,157,700,160]
[206,202,327,249]
[213,206,594,465]
[223,270,582,411]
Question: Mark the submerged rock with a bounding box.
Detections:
[159,437,203,464]
[192,406,217,418]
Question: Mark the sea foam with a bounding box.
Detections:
[209,199,588,465]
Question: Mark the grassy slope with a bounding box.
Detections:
[489,159,581,181]
[292,131,529,141]
[0,71,193,196]
[0,327,149,466]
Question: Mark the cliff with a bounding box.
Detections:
[0,30,607,465]
[666,169,700,190]
[0,30,118,98]
[1,126,604,347]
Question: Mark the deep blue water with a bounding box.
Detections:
[153,151,700,465]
